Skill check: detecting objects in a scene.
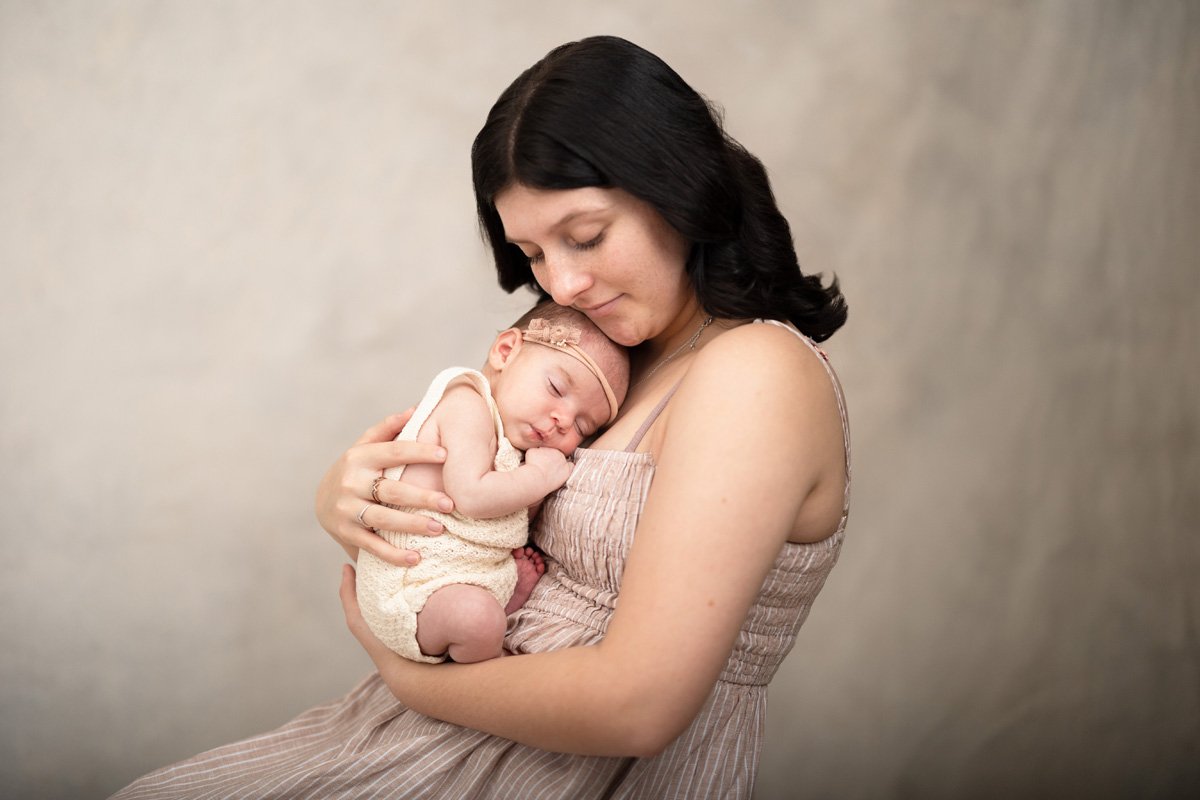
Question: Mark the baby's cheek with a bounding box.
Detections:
[556,432,582,456]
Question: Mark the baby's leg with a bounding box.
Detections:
[416,584,507,663]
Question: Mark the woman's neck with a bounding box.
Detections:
[639,301,705,358]
[631,305,715,385]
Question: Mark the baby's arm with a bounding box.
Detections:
[434,383,571,519]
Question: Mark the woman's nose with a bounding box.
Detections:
[541,256,593,307]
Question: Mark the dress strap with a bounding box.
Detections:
[624,379,684,452]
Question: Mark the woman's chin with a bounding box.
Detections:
[595,321,644,348]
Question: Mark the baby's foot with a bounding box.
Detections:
[506,546,546,615]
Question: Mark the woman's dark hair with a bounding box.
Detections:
[471,35,847,341]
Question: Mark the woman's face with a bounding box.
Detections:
[494,185,695,347]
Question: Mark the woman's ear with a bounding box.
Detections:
[487,328,523,371]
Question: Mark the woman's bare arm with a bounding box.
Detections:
[340,325,844,756]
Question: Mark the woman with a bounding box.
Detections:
[114,35,849,799]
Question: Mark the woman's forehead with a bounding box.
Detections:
[495,185,618,242]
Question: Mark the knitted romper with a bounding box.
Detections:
[355,367,528,662]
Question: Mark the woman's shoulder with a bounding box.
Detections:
[689,319,834,398]
[637,319,844,460]
[657,319,846,525]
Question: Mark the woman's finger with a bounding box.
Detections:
[346,411,447,474]
[345,504,442,567]
[350,440,449,473]
[372,478,454,514]
[342,518,417,567]
[355,535,420,567]
[364,504,445,537]
[344,495,444,535]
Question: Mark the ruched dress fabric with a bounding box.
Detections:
[111,322,849,800]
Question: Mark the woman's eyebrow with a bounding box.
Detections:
[505,207,606,244]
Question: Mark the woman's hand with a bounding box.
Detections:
[316,410,455,566]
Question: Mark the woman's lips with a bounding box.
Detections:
[581,295,621,317]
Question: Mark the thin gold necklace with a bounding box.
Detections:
[634,315,714,388]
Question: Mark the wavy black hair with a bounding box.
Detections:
[471,35,846,342]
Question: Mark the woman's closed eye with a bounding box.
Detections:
[523,233,604,265]
[572,233,604,251]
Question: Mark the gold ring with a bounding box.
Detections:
[371,475,386,505]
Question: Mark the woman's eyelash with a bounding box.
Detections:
[523,233,602,265]
[574,234,603,251]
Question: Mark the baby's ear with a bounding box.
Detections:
[487,328,524,371]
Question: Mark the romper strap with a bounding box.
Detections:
[383,367,500,481]
[624,379,684,452]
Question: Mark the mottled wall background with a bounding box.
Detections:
[1,1,1196,798]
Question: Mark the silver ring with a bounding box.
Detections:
[371,475,386,505]
[357,504,372,529]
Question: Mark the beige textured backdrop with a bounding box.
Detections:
[2,2,1196,798]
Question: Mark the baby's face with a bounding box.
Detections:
[491,344,613,455]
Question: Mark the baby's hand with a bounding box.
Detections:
[524,447,573,490]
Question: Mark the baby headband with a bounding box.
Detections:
[522,318,620,424]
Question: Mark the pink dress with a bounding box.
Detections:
[111,322,850,800]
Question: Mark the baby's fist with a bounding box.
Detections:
[524,447,572,489]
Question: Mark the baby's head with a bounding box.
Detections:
[483,301,629,454]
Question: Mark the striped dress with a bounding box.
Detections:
[112,325,850,799]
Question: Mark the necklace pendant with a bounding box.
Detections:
[634,315,715,389]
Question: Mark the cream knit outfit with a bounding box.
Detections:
[355,367,529,663]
